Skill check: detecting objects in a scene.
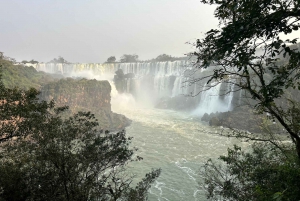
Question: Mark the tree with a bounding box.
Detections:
[0,72,54,142]
[192,0,300,157]
[0,74,160,200]
[0,110,160,201]
[154,54,176,62]
[107,56,116,63]
[120,54,139,63]
[50,56,69,64]
[201,143,300,201]
[0,110,160,200]
[29,59,39,64]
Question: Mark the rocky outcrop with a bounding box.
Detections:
[114,69,136,94]
[201,106,275,133]
[40,78,131,131]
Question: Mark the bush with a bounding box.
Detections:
[201,143,300,201]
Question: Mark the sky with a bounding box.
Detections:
[0,0,218,63]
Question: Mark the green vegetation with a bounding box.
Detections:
[153,54,176,62]
[151,54,186,62]
[106,56,117,63]
[21,59,39,64]
[0,71,160,200]
[194,0,300,200]
[0,58,56,90]
[0,75,53,143]
[0,53,157,201]
[193,0,300,155]
[49,56,69,64]
[202,143,300,201]
[120,54,139,63]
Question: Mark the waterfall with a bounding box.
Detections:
[27,60,239,115]
[193,83,224,115]
[223,81,235,111]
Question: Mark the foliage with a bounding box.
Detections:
[21,60,38,64]
[195,1,300,200]
[49,56,69,64]
[201,143,300,201]
[153,54,176,62]
[0,75,54,143]
[192,0,300,157]
[106,56,117,63]
[0,59,56,90]
[141,54,188,62]
[0,75,160,200]
[29,59,39,64]
[120,54,139,63]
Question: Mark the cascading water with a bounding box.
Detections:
[193,83,225,115]
[25,61,239,115]
[224,81,236,111]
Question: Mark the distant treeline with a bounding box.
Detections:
[105,54,189,63]
[1,50,190,64]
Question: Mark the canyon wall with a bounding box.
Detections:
[40,78,131,131]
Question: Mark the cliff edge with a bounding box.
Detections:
[40,78,131,131]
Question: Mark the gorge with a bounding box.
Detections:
[20,60,249,200]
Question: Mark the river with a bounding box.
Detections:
[111,93,245,201]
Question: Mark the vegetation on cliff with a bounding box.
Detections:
[0,56,130,131]
[106,56,117,63]
[0,57,56,90]
[120,54,139,63]
[48,56,70,64]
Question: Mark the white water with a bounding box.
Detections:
[192,81,236,116]
[111,91,246,200]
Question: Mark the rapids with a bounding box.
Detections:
[111,93,245,201]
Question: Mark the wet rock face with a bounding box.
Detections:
[40,78,131,131]
[114,69,136,94]
[201,113,210,122]
[201,106,271,133]
[209,117,221,127]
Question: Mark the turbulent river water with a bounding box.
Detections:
[111,93,246,201]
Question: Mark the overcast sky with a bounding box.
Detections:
[2,1,299,63]
[0,0,219,63]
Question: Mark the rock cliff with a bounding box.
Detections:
[201,106,281,134]
[40,78,131,131]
